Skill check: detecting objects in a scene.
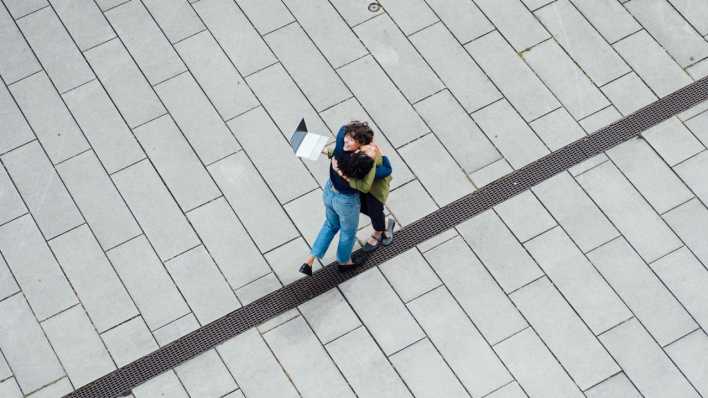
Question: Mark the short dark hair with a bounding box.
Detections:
[337,152,374,180]
[344,121,374,145]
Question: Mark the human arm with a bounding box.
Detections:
[374,155,392,179]
[346,155,379,193]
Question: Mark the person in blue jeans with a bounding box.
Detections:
[300,122,391,275]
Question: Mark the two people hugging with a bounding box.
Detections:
[300,121,395,276]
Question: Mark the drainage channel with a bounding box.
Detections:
[66,76,708,398]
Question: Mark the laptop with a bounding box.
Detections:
[290,118,328,161]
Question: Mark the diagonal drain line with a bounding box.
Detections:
[67,76,708,398]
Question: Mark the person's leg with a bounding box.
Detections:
[332,193,360,265]
[362,194,386,250]
[302,183,340,273]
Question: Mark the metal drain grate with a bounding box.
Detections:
[66,76,708,398]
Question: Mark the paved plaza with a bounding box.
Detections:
[1,0,708,397]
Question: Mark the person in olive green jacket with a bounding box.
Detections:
[330,125,395,253]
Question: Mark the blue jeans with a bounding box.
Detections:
[311,180,360,263]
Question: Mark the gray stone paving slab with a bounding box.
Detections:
[469,158,513,187]
[626,0,708,67]
[217,328,299,398]
[472,100,549,169]
[532,173,619,252]
[320,97,415,188]
[49,0,114,51]
[209,152,298,252]
[494,191,556,243]
[107,236,190,331]
[42,305,115,388]
[536,0,630,86]
[155,72,239,165]
[524,39,609,119]
[686,110,708,146]
[175,31,258,121]
[326,327,412,398]
[510,277,619,389]
[112,159,199,260]
[223,390,245,398]
[674,150,708,205]
[687,57,708,80]
[664,199,708,273]
[56,151,140,250]
[356,15,443,103]
[589,238,697,345]
[409,286,512,396]
[425,0,492,43]
[266,23,350,112]
[338,56,428,148]
[62,80,145,173]
[165,246,239,325]
[411,22,501,113]
[0,350,10,380]
[141,0,204,43]
[17,7,93,93]
[94,0,126,12]
[0,215,76,320]
[49,225,138,332]
[607,138,693,214]
[105,0,185,85]
[386,180,436,227]
[2,0,47,19]
[600,319,700,398]
[0,378,21,398]
[457,209,543,292]
[0,4,40,84]
[487,382,527,398]
[193,0,276,76]
[652,246,708,331]
[134,115,220,211]
[329,0,382,27]
[235,273,299,333]
[389,338,469,398]
[247,63,332,140]
[378,248,440,303]
[235,0,292,34]
[24,378,73,398]
[424,237,527,344]
[228,107,318,203]
[264,237,320,286]
[576,162,681,262]
[585,373,642,398]
[530,107,587,151]
[0,82,33,154]
[665,330,708,397]
[84,39,166,128]
[569,0,640,43]
[0,294,64,394]
[579,106,621,134]
[371,0,437,36]
[152,315,237,398]
[265,316,355,398]
[9,72,89,165]
[187,197,270,290]
[525,227,630,334]
[132,371,188,398]
[670,0,708,35]
[600,72,656,115]
[101,316,156,366]
[495,328,584,398]
[473,0,550,51]
[415,90,500,173]
[643,117,705,166]
[340,268,424,355]
[0,255,19,301]
[465,32,559,121]
[298,287,361,344]
[0,164,26,226]
[614,30,693,97]
[399,134,474,206]
[281,0,367,68]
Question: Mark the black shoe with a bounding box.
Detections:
[299,263,313,276]
[362,234,382,252]
[337,255,365,272]
[382,218,395,246]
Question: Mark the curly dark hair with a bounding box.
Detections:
[337,151,374,180]
[344,121,374,146]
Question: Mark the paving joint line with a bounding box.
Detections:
[65,76,708,398]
